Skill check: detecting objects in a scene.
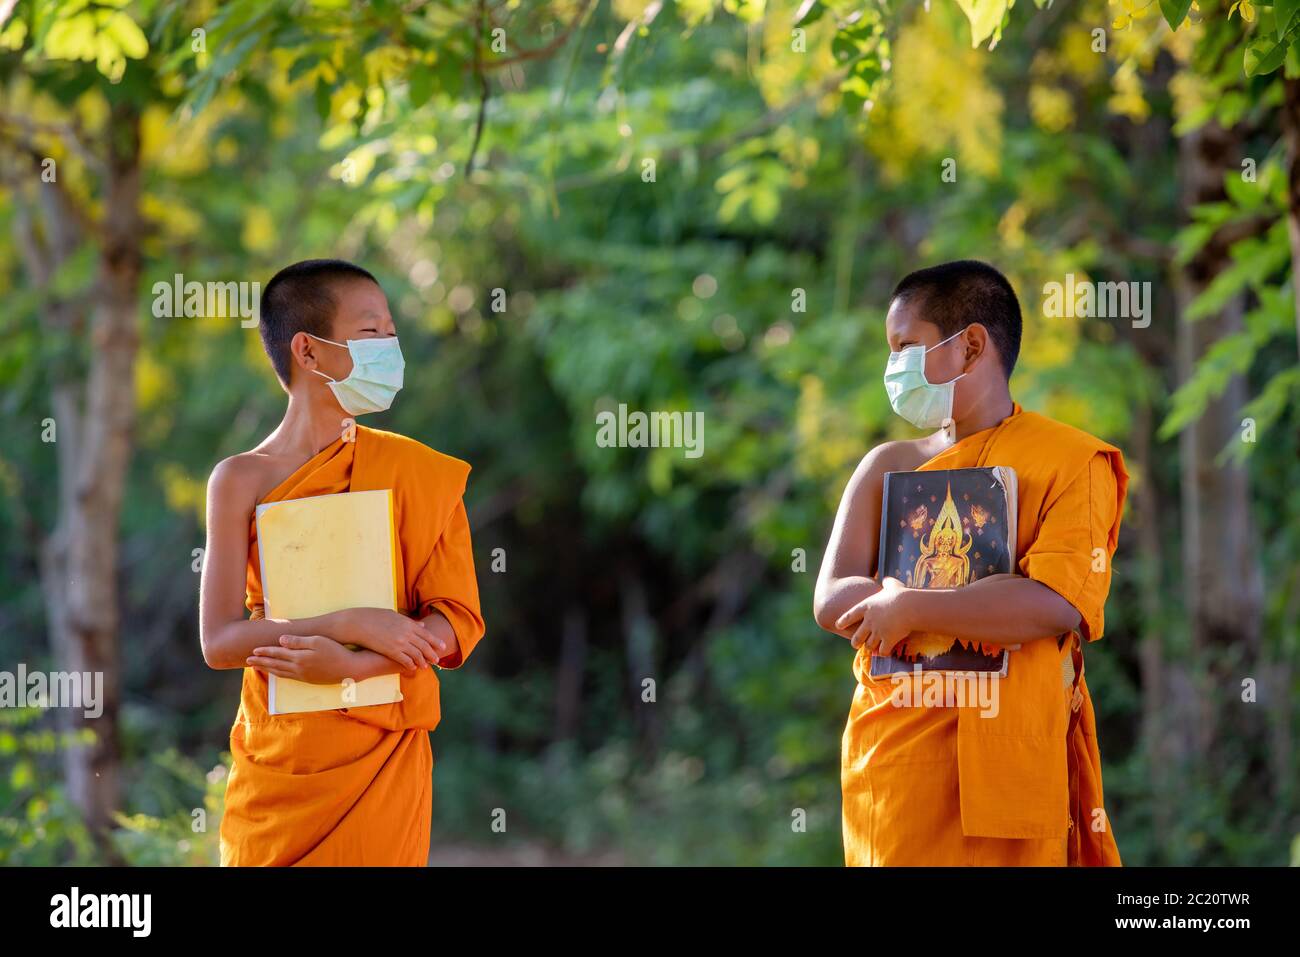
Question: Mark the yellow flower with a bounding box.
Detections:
[1029,85,1074,134]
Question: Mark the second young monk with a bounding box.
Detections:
[200,259,485,866]
[815,260,1126,867]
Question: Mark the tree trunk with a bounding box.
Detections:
[1280,77,1300,362]
[45,103,142,847]
[1131,399,1172,854]
[620,571,659,755]
[552,606,587,742]
[1173,120,1263,780]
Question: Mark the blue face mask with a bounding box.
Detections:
[308,333,405,416]
[882,327,968,430]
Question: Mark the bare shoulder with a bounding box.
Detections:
[851,437,934,487]
[206,452,277,517]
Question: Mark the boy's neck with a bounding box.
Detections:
[950,389,1015,442]
[270,391,356,459]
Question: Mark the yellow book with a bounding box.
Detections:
[255,489,404,715]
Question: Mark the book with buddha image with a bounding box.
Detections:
[869,466,1019,678]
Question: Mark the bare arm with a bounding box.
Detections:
[835,573,1082,653]
[814,443,911,638]
[893,574,1080,646]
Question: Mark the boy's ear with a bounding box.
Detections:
[288,331,322,378]
[961,323,991,367]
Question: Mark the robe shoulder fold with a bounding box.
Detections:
[355,426,472,536]
[1000,411,1124,511]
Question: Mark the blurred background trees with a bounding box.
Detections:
[0,0,1295,864]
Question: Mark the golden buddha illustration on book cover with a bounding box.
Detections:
[869,466,1019,678]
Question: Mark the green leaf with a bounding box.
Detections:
[409,66,433,108]
[953,0,1009,48]
[1277,0,1300,36]
[314,76,331,123]
[1159,0,1194,30]
[287,53,319,83]
[9,759,33,790]
[1218,367,1300,464]
[1244,28,1298,76]
[793,0,825,26]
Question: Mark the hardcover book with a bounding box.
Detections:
[869,466,1019,678]
[255,489,404,715]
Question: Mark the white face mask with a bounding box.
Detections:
[308,333,405,416]
[882,327,969,430]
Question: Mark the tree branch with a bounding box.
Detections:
[465,0,489,177]
[0,110,104,177]
[484,0,595,69]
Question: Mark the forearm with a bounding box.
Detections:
[900,576,1080,646]
[201,610,350,670]
[348,648,414,680]
[814,576,882,637]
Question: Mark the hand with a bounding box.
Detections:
[335,607,440,670]
[834,577,914,656]
[419,609,461,665]
[247,634,400,684]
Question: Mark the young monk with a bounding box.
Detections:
[814,260,1126,866]
[200,259,485,866]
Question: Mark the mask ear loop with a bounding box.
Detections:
[305,332,347,384]
[938,327,972,440]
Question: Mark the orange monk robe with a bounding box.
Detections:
[841,403,1126,866]
[219,425,485,866]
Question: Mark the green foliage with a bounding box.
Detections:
[111,750,227,866]
[954,0,1011,49]
[0,710,96,865]
[1160,0,1195,30]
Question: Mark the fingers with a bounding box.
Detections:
[252,645,301,662]
[386,648,419,671]
[405,620,445,666]
[246,655,299,679]
[835,602,867,631]
[878,629,909,657]
[279,634,322,650]
[850,622,873,650]
[407,630,440,667]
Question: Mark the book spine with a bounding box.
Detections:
[876,472,891,582]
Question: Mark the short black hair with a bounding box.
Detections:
[889,260,1022,378]
[259,259,379,385]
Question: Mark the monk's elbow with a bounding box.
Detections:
[200,639,222,670]
[812,590,837,633]
[813,604,833,632]
[1051,602,1083,637]
[200,629,235,670]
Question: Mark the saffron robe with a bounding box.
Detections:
[219,425,485,866]
[841,403,1126,866]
